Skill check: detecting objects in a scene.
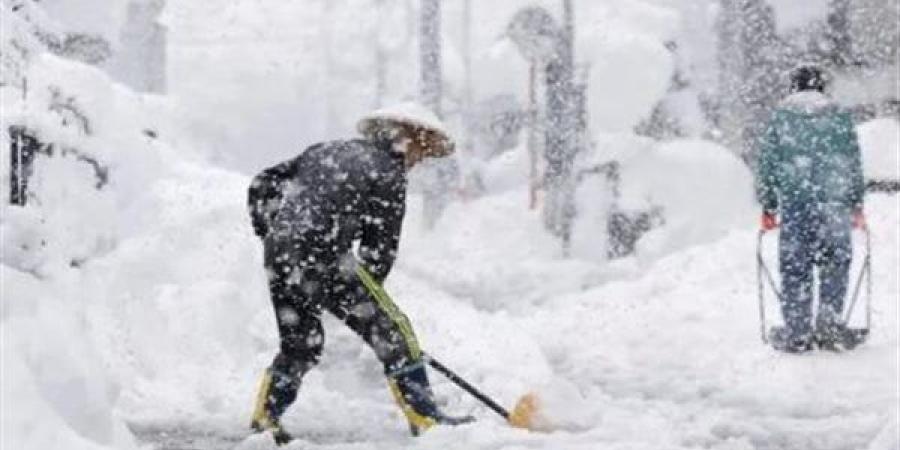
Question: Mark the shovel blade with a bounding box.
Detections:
[507,392,540,430]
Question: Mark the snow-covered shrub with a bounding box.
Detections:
[618,139,756,260]
[1,30,214,450]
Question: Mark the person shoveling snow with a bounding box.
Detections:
[245,103,479,444]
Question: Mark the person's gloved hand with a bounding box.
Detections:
[760,212,779,231]
[852,209,867,229]
[250,209,270,238]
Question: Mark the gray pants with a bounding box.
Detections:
[779,204,852,340]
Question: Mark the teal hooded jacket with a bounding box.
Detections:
[755,91,865,216]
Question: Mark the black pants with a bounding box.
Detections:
[262,237,420,417]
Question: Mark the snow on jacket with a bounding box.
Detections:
[755,91,865,215]
[247,138,406,281]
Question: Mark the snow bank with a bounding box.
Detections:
[1,268,137,450]
[867,410,900,450]
[579,2,677,134]
[858,118,900,181]
[619,139,756,260]
[1,53,198,273]
[405,136,757,308]
[79,159,268,428]
[506,194,898,450]
[1,50,235,450]
[583,30,674,134]
[477,142,531,194]
[401,188,604,312]
[3,3,896,450]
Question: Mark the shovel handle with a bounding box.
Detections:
[423,353,511,420]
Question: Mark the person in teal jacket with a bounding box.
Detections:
[756,65,867,353]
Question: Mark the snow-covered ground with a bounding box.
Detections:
[3,148,898,450]
[2,1,899,449]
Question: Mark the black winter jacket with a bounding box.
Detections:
[248,139,406,282]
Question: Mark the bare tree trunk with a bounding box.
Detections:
[420,0,441,116]
[528,63,540,210]
[461,0,472,154]
[549,0,577,255]
[420,0,454,229]
[373,0,387,108]
[715,0,745,151]
[562,0,575,68]
[508,5,578,250]
[715,0,784,165]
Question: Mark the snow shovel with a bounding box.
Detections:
[422,353,541,431]
[353,267,540,429]
[756,227,872,346]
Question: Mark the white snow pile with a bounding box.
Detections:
[578,2,678,135]
[2,268,138,450]
[0,56,146,449]
[857,118,900,181]
[2,2,898,450]
[1,52,255,450]
[619,139,756,259]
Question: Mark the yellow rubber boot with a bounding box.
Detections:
[388,379,438,436]
[250,369,293,445]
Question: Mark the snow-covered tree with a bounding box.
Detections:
[507,6,579,250]
[419,0,457,230]
[848,0,900,67]
[715,0,790,165]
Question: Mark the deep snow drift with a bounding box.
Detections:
[4,159,898,450]
[2,1,899,449]
[2,53,897,448]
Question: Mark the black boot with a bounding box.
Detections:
[250,368,296,445]
[387,362,474,435]
[769,326,814,353]
[814,319,861,352]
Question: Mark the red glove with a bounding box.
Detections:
[852,209,867,229]
[760,212,778,231]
